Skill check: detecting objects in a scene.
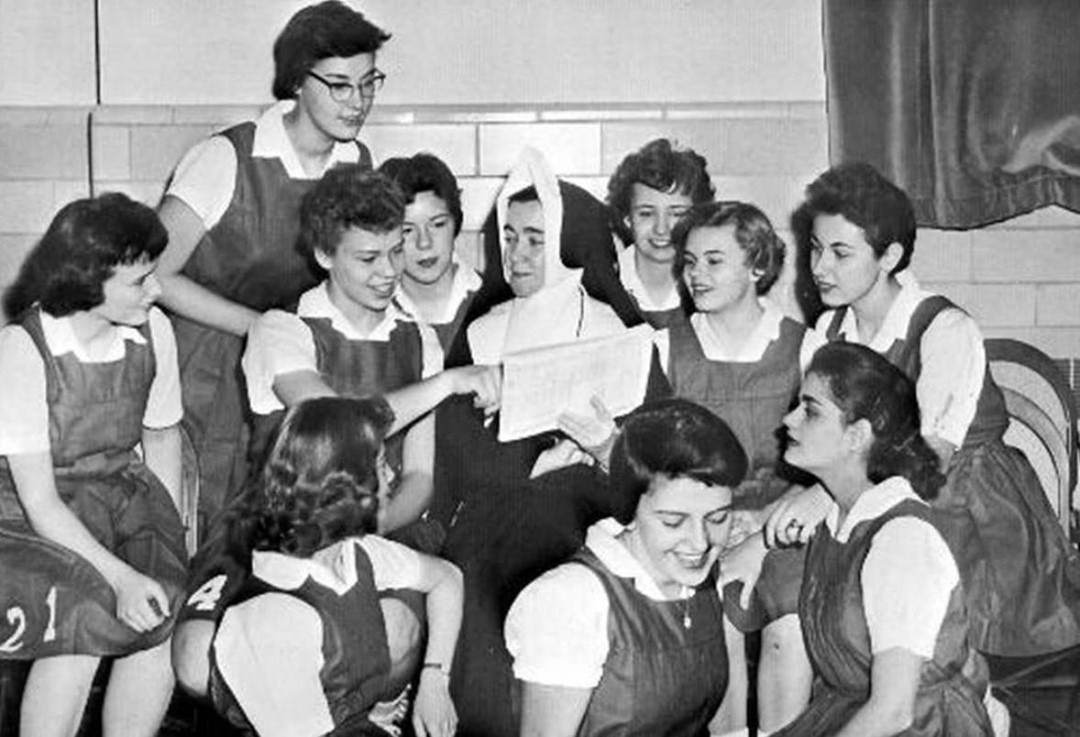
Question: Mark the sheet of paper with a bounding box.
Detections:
[498,324,656,442]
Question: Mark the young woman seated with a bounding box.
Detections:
[769,162,1080,661]
[173,166,496,702]
[0,194,187,737]
[505,398,747,736]
[378,152,486,357]
[773,342,995,736]
[205,396,463,737]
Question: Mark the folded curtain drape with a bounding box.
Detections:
[823,0,1080,228]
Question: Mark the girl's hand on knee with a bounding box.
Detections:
[113,568,171,632]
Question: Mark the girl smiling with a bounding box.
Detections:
[771,162,1080,660]
[506,399,746,736]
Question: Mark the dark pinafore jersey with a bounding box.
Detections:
[777,499,992,736]
[0,308,187,658]
[825,296,1080,656]
[571,547,728,737]
[428,288,479,356]
[209,541,392,735]
[667,315,804,475]
[172,122,372,522]
[249,313,423,479]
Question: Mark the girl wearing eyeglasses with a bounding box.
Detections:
[154,1,389,537]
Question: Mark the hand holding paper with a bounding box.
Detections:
[498,324,655,442]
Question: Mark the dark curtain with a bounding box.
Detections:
[823,0,1080,228]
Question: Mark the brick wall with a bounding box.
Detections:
[2,101,1078,377]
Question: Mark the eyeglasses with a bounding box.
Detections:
[307,69,386,103]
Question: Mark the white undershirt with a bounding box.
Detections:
[823,476,960,658]
[166,100,363,230]
[242,282,442,415]
[213,536,423,737]
[616,244,681,313]
[505,518,695,688]
[0,307,182,454]
[800,277,984,448]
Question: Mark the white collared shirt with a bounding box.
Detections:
[393,258,482,327]
[251,535,424,595]
[213,535,423,737]
[505,517,694,688]
[166,100,363,230]
[617,244,681,313]
[821,476,960,658]
[689,298,785,363]
[0,307,182,454]
[800,275,984,448]
[243,282,442,415]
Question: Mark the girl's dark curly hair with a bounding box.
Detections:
[672,200,786,296]
[298,166,405,260]
[607,138,714,246]
[609,398,748,525]
[4,193,167,320]
[793,161,916,275]
[806,342,945,500]
[272,1,390,101]
[230,396,395,560]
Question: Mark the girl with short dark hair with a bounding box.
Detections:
[0,194,187,737]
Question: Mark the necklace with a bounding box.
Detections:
[680,586,692,629]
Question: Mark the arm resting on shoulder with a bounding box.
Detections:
[156,195,259,337]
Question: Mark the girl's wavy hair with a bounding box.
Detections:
[671,200,786,296]
[609,398,748,525]
[298,166,406,260]
[806,342,945,500]
[230,395,395,560]
[378,152,463,236]
[606,138,714,246]
[792,161,916,275]
[3,193,167,320]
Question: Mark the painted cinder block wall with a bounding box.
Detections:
[1,1,1077,389]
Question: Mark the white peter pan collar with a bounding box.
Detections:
[39,309,146,363]
[689,298,785,363]
[824,475,927,544]
[585,518,693,602]
[251,100,361,179]
[297,282,408,342]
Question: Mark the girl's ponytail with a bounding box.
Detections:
[868,429,945,501]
